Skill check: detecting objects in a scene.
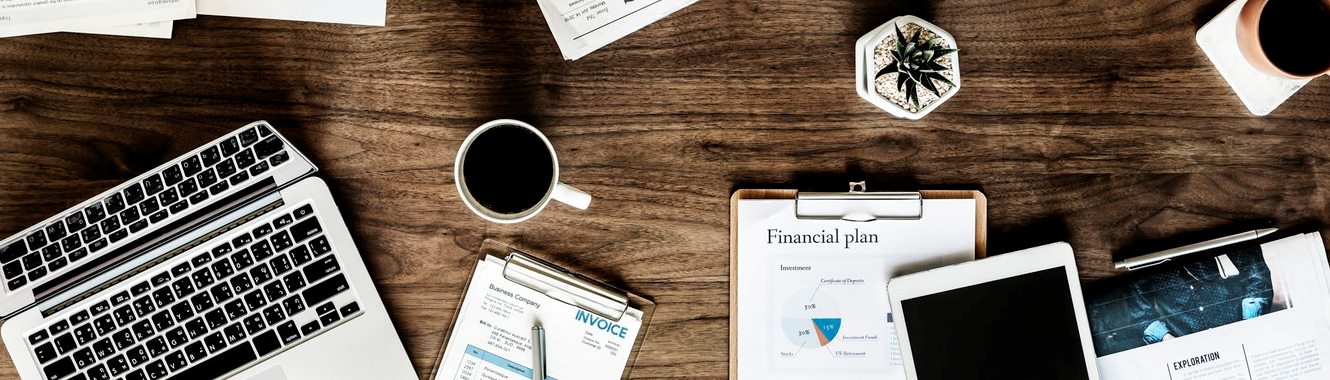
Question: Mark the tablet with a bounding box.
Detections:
[888,242,1100,380]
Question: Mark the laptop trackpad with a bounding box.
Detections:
[240,365,289,380]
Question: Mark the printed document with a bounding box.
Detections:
[1087,233,1330,380]
[536,0,696,60]
[0,0,193,38]
[68,21,172,39]
[197,0,386,26]
[434,257,643,380]
[734,198,977,380]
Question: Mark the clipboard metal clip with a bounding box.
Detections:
[795,181,923,222]
[502,252,631,322]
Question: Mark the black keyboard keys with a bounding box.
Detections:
[112,290,132,306]
[142,174,164,196]
[277,321,300,344]
[111,329,135,350]
[302,274,349,308]
[254,136,283,159]
[123,184,145,205]
[25,232,48,252]
[29,329,49,345]
[42,356,74,380]
[238,129,259,146]
[53,333,76,354]
[1,240,27,263]
[161,166,183,187]
[181,156,202,176]
[293,204,314,219]
[35,342,58,363]
[172,343,257,379]
[185,341,208,362]
[308,236,332,256]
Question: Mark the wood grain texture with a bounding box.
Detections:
[1,0,1329,378]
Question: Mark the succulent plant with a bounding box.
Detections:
[874,23,958,110]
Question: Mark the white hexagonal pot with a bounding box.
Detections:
[855,15,960,120]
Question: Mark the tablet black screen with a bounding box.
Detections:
[899,267,1091,380]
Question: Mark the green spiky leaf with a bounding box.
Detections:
[897,71,908,91]
[920,75,941,97]
[894,23,906,51]
[927,72,956,88]
[876,23,959,111]
[874,61,898,79]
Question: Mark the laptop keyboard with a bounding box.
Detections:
[0,123,299,294]
[25,202,363,380]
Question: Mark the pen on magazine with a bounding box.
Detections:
[532,324,547,380]
[1115,228,1278,270]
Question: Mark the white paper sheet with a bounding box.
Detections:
[67,21,172,39]
[196,0,386,26]
[434,257,644,380]
[1090,233,1330,380]
[0,0,193,38]
[536,0,697,60]
[734,198,978,380]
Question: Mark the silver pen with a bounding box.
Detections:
[1115,228,1278,270]
[532,324,546,380]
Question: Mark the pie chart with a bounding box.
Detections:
[780,288,844,348]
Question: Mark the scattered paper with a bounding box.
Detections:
[536,0,697,60]
[196,0,386,26]
[0,0,194,38]
[67,22,173,39]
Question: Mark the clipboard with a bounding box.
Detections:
[430,239,656,380]
[728,182,987,378]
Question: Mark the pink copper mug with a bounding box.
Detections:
[1235,0,1330,79]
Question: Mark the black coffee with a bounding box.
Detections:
[461,124,555,215]
[1259,0,1330,76]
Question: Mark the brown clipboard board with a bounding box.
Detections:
[727,188,987,378]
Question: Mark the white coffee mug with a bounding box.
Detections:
[454,119,592,224]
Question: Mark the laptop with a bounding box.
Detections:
[0,121,415,380]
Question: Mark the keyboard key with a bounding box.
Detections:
[89,301,110,315]
[224,300,247,321]
[173,342,257,379]
[181,156,202,176]
[151,288,174,308]
[128,220,149,233]
[303,256,339,282]
[235,148,256,168]
[185,341,208,362]
[243,314,266,335]
[244,290,267,310]
[7,275,26,289]
[98,218,120,235]
[229,171,250,185]
[270,151,290,166]
[250,241,273,261]
[192,268,215,289]
[232,250,254,270]
[23,252,43,270]
[111,291,131,305]
[92,338,115,359]
[131,320,154,341]
[320,311,341,326]
[29,266,48,280]
[114,306,137,325]
[47,257,67,272]
[253,330,280,357]
[49,320,70,335]
[200,146,221,166]
[45,222,68,241]
[238,129,259,146]
[220,137,240,156]
[150,272,171,287]
[191,292,215,313]
[254,136,283,159]
[209,181,230,196]
[281,271,303,290]
[25,232,48,252]
[205,309,228,330]
[151,311,174,331]
[126,346,149,367]
[302,274,349,308]
[69,310,90,325]
[204,332,227,353]
[123,184,145,205]
[41,356,74,380]
[157,188,179,208]
[87,238,107,253]
[1,240,27,263]
[60,235,81,254]
[263,281,286,302]
[170,262,190,278]
[211,283,235,303]
[316,302,336,316]
[65,213,86,232]
[142,175,164,195]
[145,337,168,357]
[308,236,332,256]
[92,315,116,335]
[177,178,199,197]
[78,225,100,243]
[138,198,160,216]
[73,347,96,368]
[132,296,156,316]
[86,364,110,380]
[223,323,246,344]
[40,244,60,261]
[5,261,24,278]
[230,273,253,294]
[144,360,167,379]
[276,321,300,344]
[257,125,273,137]
[54,333,77,353]
[131,281,151,296]
[111,329,135,350]
[211,243,233,259]
[281,295,305,316]
[148,210,168,224]
[29,329,49,344]
[262,305,285,326]
[271,255,293,275]
[119,207,141,225]
[35,342,58,363]
[249,162,270,176]
[293,204,314,219]
[291,246,314,267]
[169,200,189,214]
[300,321,319,335]
[165,351,188,371]
[197,168,218,188]
[85,202,107,222]
[216,159,237,178]
[68,247,88,262]
[73,324,96,345]
[162,166,183,187]
[251,264,273,285]
[171,302,195,323]
[184,317,207,339]
[104,194,126,214]
[251,223,274,239]
[231,233,253,248]
[165,327,187,348]
[269,231,293,253]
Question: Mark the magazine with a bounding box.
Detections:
[1086,233,1330,380]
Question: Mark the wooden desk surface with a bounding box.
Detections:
[1,0,1328,378]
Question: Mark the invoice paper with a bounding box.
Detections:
[536,0,697,60]
[0,0,193,38]
[68,21,172,39]
[734,198,977,380]
[434,257,643,380]
[197,0,386,26]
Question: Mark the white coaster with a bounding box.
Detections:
[1196,0,1313,116]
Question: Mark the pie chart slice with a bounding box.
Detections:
[812,318,842,346]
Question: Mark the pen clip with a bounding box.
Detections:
[1125,258,1170,271]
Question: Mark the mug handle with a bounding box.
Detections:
[551,183,592,210]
